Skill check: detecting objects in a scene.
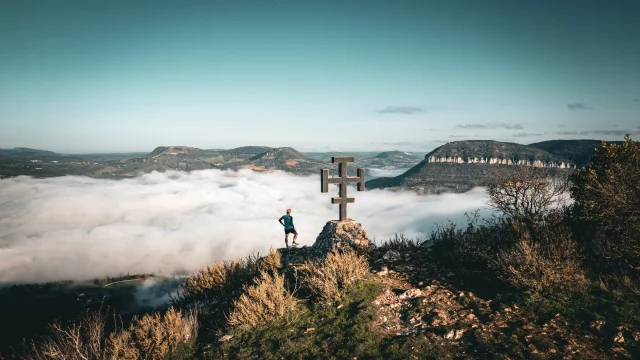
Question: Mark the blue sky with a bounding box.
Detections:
[1,0,639,153]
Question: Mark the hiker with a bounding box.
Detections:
[278,209,299,248]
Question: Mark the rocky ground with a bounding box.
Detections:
[274,219,638,359]
[368,246,638,359]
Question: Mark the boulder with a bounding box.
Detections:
[312,220,375,257]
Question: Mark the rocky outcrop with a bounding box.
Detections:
[427,156,575,169]
[312,220,375,256]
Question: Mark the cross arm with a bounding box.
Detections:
[331,197,355,204]
[332,156,355,163]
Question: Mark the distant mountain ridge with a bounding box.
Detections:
[353,151,424,170]
[367,140,579,194]
[0,139,622,183]
[95,145,326,177]
[424,140,574,168]
[528,139,623,168]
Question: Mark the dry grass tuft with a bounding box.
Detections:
[494,231,587,295]
[227,270,298,330]
[299,249,370,303]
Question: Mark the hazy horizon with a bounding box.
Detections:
[1,0,639,153]
[0,136,629,156]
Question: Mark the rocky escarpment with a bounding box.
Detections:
[424,140,575,169]
[427,156,575,169]
[367,140,576,193]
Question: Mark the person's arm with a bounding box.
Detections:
[278,216,284,226]
[291,216,294,228]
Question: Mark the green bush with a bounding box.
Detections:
[570,135,640,278]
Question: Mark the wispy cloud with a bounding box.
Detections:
[556,127,640,136]
[513,133,541,137]
[455,123,524,130]
[558,124,567,128]
[449,135,466,138]
[567,102,593,110]
[383,141,415,146]
[378,106,424,114]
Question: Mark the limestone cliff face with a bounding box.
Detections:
[426,156,576,169]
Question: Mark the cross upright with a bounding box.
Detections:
[321,156,366,221]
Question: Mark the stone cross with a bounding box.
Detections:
[321,156,365,221]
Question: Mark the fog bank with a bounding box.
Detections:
[0,170,490,283]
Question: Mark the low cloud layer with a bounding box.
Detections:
[0,170,490,283]
[455,123,524,130]
[567,102,592,110]
[378,106,424,114]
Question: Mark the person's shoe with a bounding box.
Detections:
[292,241,299,246]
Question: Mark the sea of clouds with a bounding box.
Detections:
[0,170,491,283]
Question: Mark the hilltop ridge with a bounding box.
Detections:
[367,140,575,193]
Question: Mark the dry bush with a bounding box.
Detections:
[177,249,282,309]
[177,254,260,307]
[227,270,298,330]
[23,311,106,360]
[259,247,282,273]
[487,166,570,225]
[104,308,197,360]
[493,230,587,295]
[128,308,198,360]
[104,329,139,360]
[299,249,370,303]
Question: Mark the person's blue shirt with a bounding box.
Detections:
[280,214,294,230]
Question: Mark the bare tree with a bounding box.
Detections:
[487,166,570,224]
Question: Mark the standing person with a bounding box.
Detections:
[278,209,299,248]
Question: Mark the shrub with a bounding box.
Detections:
[492,227,587,295]
[104,308,197,360]
[126,308,198,360]
[299,249,370,303]
[24,311,106,360]
[227,270,298,330]
[259,247,282,273]
[176,248,282,309]
[487,166,570,225]
[570,135,640,277]
[430,217,521,271]
[379,233,424,251]
[104,329,139,360]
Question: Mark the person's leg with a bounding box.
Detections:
[292,228,298,245]
[284,230,289,247]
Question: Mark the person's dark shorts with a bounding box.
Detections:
[285,227,298,235]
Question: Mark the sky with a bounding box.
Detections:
[0,170,491,283]
[1,0,639,153]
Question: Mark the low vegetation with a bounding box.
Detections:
[21,308,197,360]
[226,270,298,330]
[298,249,370,303]
[5,136,640,359]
